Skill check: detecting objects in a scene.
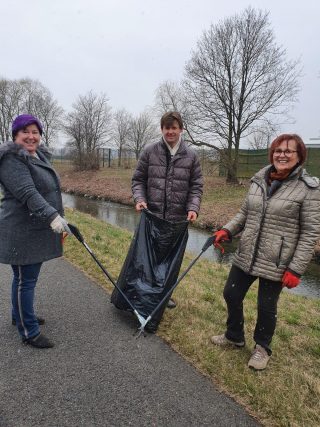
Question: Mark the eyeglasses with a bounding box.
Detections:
[273,149,298,157]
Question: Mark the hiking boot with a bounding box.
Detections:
[167,298,177,309]
[248,345,270,370]
[12,316,45,326]
[23,334,54,349]
[210,334,245,348]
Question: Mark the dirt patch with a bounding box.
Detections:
[60,169,133,206]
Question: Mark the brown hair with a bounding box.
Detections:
[269,133,307,165]
[160,111,183,129]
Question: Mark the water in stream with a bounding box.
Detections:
[62,193,320,299]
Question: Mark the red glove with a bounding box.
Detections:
[61,232,69,244]
[213,229,230,254]
[282,271,300,289]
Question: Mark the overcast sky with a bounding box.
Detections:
[1,0,319,145]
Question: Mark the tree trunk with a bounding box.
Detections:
[226,154,239,183]
[118,147,122,167]
[226,167,239,184]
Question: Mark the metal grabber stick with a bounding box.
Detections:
[67,223,148,332]
[135,235,216,337]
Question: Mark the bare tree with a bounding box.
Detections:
[128,111,157,160]
[183,7,301,182]
[248,131,269,150]
[154,80,197,146]
[155,80,184,114]
[63,91,112,170]
[112,108,132,166]
[20,78,64,146]
[0,78,26,142]
[0,77,63,145]
[248,121,280,150]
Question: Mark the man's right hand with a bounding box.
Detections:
[135,201,148,212]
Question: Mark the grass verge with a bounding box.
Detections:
[64,208,320,427]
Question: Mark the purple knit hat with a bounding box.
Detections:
[12,114,43,139]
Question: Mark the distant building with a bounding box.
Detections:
[306,144,320,148]
[307,137,320,148]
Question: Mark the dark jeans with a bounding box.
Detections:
[223,265,282,355]
[11,263,43,339]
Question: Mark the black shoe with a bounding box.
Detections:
[23,334,54,349]
[12,316,45,326]
[167,298,177,309]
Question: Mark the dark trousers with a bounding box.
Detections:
[11,263,42,339]
[223,265,282,355]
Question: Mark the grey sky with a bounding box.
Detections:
[1,0,319,145]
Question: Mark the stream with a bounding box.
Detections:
[62,193,320,299]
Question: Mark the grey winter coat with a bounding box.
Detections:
[132,139,203,221]
[224,165,320,282]
[0,142,63,265]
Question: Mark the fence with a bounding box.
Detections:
[220,147,320,178]
[52,146,320,178]
[52,147,221,176]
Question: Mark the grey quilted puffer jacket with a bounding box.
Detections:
[132,139,203,221]
[224,165,320,281]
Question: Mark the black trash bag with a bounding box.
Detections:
[111,209,188,329]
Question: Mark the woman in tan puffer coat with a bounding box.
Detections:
[210,134,320,370]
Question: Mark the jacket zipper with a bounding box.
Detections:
[248,179,267,273]
[163,151,172,219]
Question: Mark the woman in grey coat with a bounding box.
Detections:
[210,134,320,370]
[0,114,70,348]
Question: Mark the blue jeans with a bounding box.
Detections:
[11,263,43,339]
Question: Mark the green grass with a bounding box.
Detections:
[203,175,248,201]
[63,208,320,427]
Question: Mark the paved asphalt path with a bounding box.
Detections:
[0,258,260,427]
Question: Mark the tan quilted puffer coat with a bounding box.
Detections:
[224,165,320,281]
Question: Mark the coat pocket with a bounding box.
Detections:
[276,236,285,267]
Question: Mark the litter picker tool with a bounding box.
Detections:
[135,235,216,337]
[67,223,148,332]
[68,223,215,337]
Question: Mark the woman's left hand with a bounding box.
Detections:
[282,270,300,288]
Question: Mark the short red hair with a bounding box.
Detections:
[269,134,307,165]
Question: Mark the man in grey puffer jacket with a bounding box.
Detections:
[132,111,203,222]
[132,111,203,309]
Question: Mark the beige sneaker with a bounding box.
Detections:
[248,345,270,370]
[210,334,245,348]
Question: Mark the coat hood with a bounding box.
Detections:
[0,141,52,163]
[300,169,319,188]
